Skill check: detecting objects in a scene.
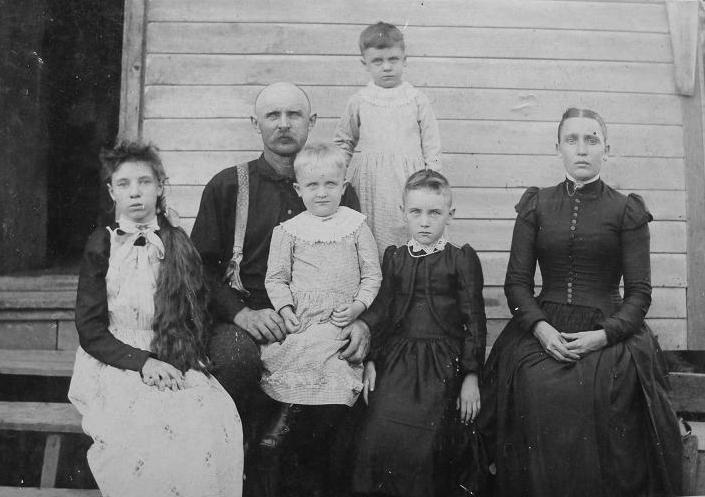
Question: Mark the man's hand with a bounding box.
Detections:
[330,301,366,328]
[337,319,370,364]
[234,307,286,344]
[532,320,580,363]
[279,305,300,334]
[141,357,185,391]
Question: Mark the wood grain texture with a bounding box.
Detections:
[0,401,83,433]
[669,373,705,412]
[0,322,57,350]
[147,0,668,33]
[0,488,99,497]
[143,118,684,157]
[144,55,677,94]
[144,85,684,124]
[160,151,686,190]
[119,0,146,140]
[146,23,672,62]
[0,350,76,377]
[665,0,699,95]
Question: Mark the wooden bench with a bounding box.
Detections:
[670,372,705,496]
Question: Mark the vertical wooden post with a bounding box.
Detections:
[39,433,62,487]
[118,0,147,141]
[685,38,705,348]
[666,0,700,95]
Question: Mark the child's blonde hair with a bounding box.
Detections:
[294,142,347,179]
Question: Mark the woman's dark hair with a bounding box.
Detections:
[100,141,168,214]
[359,21,405,53]
[557,108,608,143]
[101,140,211,373]
[403,169,453,207]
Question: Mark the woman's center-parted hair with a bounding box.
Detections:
[557,107,608,143]
[403,169,453,207]
[293,142,348,180]
[359,21,405,53]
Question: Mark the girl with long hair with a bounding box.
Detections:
[68,141,243,496]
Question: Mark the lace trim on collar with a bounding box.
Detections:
[280,206,366,243]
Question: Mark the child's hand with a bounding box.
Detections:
[457,373,480,424]
[330,301,366,328]
[141,357,185,391]
[362,361,377,405]
[279,306,300,335]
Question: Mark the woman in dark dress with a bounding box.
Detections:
[479,108,682,497]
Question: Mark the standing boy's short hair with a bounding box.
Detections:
[359,22,405,53]
[294,142,347,179]
[403,169,453,207]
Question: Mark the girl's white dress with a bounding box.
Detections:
[262,207,382,406]
[334,81,442,255]
[68,226,243,497]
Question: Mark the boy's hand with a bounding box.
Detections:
[141,357,185,391]
[330,301,366,328]
[362,361,377,405]
[457,373,480,424]
[279,306,300,335]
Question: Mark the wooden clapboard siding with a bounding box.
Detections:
[147,0,668,33]
[145,86,684,124]
[145,55,677,94]
[146,23,672,62]
[138,0,691,349]
[143,119,684,156]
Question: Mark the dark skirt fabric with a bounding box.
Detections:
[479,302,682,497]
[352,300,465,497]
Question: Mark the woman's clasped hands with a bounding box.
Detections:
[141,357,185,391]
[532,320,608,362]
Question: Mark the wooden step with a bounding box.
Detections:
[0,350,75,377]
[670,372,705,413]
[0,275,78,292]
[0,488,99,496]
[0,291,76,311]
[0,402,82,434]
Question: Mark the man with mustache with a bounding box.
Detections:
[191,82,369,496]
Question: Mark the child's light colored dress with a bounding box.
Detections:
[334,81,442,255]
[262,206,382,406]
[68,225,243,497]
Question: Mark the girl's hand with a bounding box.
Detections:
[279,306,300,335]
[457,373,481,424]
[141,357,185,391]
[362,361,377,405]
[532,321,580,363]
[561,329,608,356]
[331,301,366,328]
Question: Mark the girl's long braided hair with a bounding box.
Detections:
[100,141,210,373]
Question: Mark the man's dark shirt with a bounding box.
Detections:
[191,154,361,324]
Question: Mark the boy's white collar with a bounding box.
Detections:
[407,237,447,255]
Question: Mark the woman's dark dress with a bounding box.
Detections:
[353,243,487,497]
[479,180,682,497]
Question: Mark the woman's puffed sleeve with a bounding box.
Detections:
[75,228,151,371]
[416,91,442,170]
[334,95,361,165]
[353,222,382,309]
[504,187,548,332]
[264,226,295,313]
[599,194,653,344]
[457,245,487,374]
[360,246,398,362]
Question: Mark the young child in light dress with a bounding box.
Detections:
[335,21,442,256]
[68,141,243,497]
[352,169,487,497]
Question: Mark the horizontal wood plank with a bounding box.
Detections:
[0,322,57,350]
[144,118,684,157]
[144,85,684,125]
[57,320,79,351]
[147,0,668,33]
[145,55,677,94]
[167,184,685,220]
[0,401,82,433]
[669,373,705,412]
[146,23,672,62]
[160,151,686,190]
[0,291,76,310]
[0,275,77,292]
[0,488,99,497]
[0,350,75,377]
[179,217,685,253]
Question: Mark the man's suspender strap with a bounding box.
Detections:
[224,163,250,295]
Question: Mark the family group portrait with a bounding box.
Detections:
[1,0,705,496]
